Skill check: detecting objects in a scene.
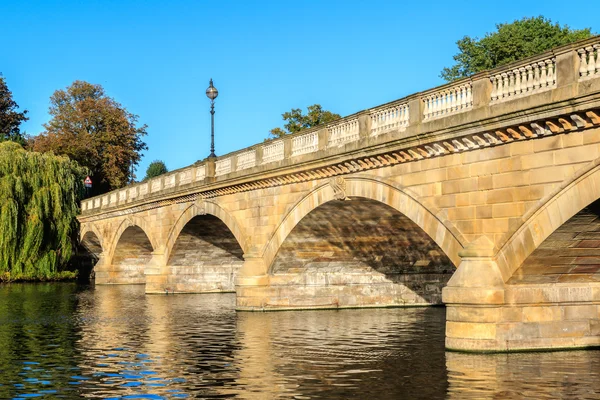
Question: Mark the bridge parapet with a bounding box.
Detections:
[81,35,600,217]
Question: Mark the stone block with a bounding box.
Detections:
[446,321,497,340]
[563,305,598,320]
[522,306,555,322]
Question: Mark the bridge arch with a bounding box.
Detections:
[80,222,104,256]
[262,176,466,273]
[106,216,157,265]
[164,200,248,263]
[162,201,247,293]
[497,158,600,282]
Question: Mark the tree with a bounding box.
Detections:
[0,141,86,281]
[441,16,592,82]
[144,160,168,180]
[32,81,148,194]
[269,104,341,139]
[0,75,28,145]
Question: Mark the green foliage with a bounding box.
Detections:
[441,16,593,82]
[0,142,86,280]
[269,104,341,139]
[0,75,28,145]
[144,160,168,180]
[32,81,148,194]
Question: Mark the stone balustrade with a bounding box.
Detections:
[236,150,256,171]
[261,140,284,164]
[579,44,599,80]
[215,158,232,176]
[328,117,359,147]
[491,58,556,102]
[81,35,600,215]
[423,83,472,120]
[292,131,319,156]
[370,102,409,136]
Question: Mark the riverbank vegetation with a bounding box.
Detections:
[0,142,86,282]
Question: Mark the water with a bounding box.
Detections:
[0,284,599,399]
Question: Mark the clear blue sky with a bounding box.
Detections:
[1,0,597,176]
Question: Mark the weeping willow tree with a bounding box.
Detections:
[0,141,86,281]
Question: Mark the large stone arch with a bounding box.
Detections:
[262,176,466,274]
[163,200,248,263]
[497,158,600,282]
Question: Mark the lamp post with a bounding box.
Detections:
[205,79,219,158]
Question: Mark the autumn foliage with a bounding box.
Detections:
[31,81,147,194]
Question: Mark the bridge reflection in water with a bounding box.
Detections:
[1,284,599,399]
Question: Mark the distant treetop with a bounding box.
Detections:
[269,104,341,139]
[144,160,168,180]
[441,16,593,82]
[0,75,28,145]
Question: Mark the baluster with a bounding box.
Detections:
[514,69,521,94]
[500,73,507,98]
[490,76,497,100]
[592,44,600,74]
[539,61,548,87]
[519,67,526,93]
[495,74,503,99]
[508,71,516,96]
[432,94,438,116]
[533,63,541,89]
[525,65,533,91]
[579,49,588,77]
[545,61,554,86]
[448,88,455,111]
[445,90,451,114]
[587,47,596,77]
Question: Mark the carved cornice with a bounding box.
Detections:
[79,108,600,224]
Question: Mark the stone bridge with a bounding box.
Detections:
[79,37,600,352]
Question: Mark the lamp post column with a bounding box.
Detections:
[206,79,219,158]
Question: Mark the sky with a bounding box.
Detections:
[1,0,598,177]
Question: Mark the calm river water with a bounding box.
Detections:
[1,284,600,399]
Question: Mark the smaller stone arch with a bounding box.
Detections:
[106,215,158,264]
[103,216,155,285]
[80,222,104,256]
[497,159,600,282]
[163,200,248,263]
[161,200,247,293]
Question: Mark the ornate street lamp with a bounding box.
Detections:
[205,79,219,158]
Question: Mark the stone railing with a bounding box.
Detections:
[81,35,600,215]
[370,102,409,136]
[491,58,556,103]
[579,44,599,80]
[328,117,359,147]
[423,82,472,120]
[236,150,256,171]
[292,131,319,156]
[261,140,284,164]
[215,158,232,176]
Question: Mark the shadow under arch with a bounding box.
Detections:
[163,201,248,263]
[497,158,600,282]
[262,176,465,273]
[106,218,155,285]
[80,222,104,254]
[106,216,158,264]
[162,201,247,293]
[76,223,104,281]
